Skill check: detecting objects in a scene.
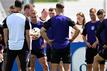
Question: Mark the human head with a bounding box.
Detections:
[30,10,37,23]
[14,0,23,12]
[76,12,86,26]
[97,9,106,22]
[89,8,97,21]
[41,8,48,19]
[24,4,34,17]
[48,8,56,18]
[55,3,64,14]
[9,5,15,14]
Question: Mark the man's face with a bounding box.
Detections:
[41,9,48,18]
[97,14,105,21]
[90,12,96,21]
[49,10,56,18]
[9,8,15,14]
[30,11,37,23]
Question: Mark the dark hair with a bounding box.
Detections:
[89,8,96,13]
[24,4,31,10]
[56,3,64,9]
[9,5,15,9]
[49,8,55,11]
[41,8,48,13]
[76,12,86,27]
[15,0,23,8]
[97,9,105,15]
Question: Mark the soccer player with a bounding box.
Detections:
[38,8,48,22]
[3,1,30,71]
[40,3,80,71]
[93,9,106,71]
[82,8,105,71]
[29,10,48,71]
[8,5,15,14]
[46,7,56,68]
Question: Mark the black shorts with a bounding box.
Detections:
[46,46,52,62]
[85,47,97,64]
[31,48,45,58]
[51,44,71,64]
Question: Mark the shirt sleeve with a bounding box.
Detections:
[82,24,87,36]
[25,18,30,30]
[43,19,52,30]
[2,18,7,28]
[68,18,75,27]
[96,21,105,41]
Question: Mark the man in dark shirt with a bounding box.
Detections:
[40,3,80,71]
[93,9,107,71]
[3,1,30,71]
[29,10,48,71]
[82,8,105,71]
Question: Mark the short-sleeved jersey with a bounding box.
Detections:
[97,20,106,45]
[96,19,107,45]
[82,21,99,44]
[2,13,30,50]
[31,21,44,49]
[43,15,75,49]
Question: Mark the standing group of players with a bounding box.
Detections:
[0,0,107,71]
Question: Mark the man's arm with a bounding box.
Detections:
[25,18,30,50]
[82,24,92,47]
[40,19,52,46]
[68,18,80,42]
[69,25,80,42]
[2,19,8,49]
[3,28,8,49]
[40,27,52,46]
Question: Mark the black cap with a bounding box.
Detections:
[97,9,105,15]
[56,3,64,9]
[15,0,22,8]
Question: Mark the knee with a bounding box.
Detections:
[94,55,101,63]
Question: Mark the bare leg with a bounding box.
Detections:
[39,56,48,71]
[58,61,64,71]
[99,64,105,71]
[87,64,92,71]
[16,56,21,71]
[63,64,71,71]
[93,54,104,71]
[51,63,59,71]
[30,55,36,71]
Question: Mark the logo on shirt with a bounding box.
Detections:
[91,26,95,30]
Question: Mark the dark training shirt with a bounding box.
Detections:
[43,15,75,49]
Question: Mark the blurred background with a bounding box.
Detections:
[0,0,107,22]
[0,0,107,71]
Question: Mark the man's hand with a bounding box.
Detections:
[47,39,53,47]
[92,42,98,48]
[85,42,92,48]
[103,44,107,49]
